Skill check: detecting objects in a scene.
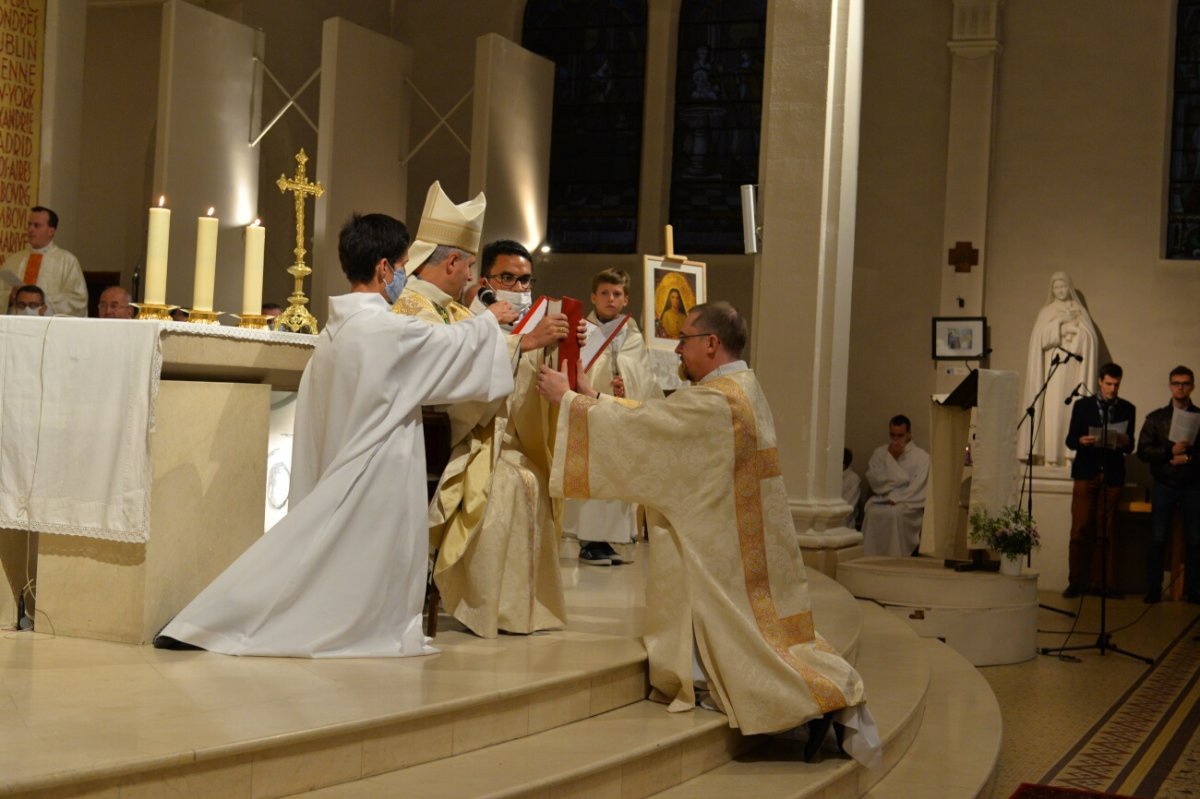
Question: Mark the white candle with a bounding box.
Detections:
[242,221,265,316]
[145,197,170,305]
[192,208,218,312]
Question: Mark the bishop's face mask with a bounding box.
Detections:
[384,263,407,304]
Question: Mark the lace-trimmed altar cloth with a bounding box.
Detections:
[0,318,316,543]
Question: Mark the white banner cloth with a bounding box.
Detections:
[1,317,160,542]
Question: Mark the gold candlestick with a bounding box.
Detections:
[235,313,270,330]
[185,309,223,325]
[131,302,177,321]
[275,148,323,335]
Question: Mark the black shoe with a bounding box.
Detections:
[153,635,202,650]
[1144,592,1162,604]
[1062,585,1082,599]
[803,712,836,762]
[579,542,613,566]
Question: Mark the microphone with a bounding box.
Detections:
[477,285,498,306]
[1057,348,1083,363]
[1064,382,1085,405]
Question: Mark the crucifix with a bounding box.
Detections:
[275,148,324,333]
[947,240,979,273]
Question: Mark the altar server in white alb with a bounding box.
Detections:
[861,414,930,556]
[157,212,517,657]
[2,207,87,317]
[562,268,662,565]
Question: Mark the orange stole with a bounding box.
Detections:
[23,253,42,285]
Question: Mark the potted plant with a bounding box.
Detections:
[969,505,1040,575]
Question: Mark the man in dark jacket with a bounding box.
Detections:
[1136,365,1200,604]
[1064,362,1136,599]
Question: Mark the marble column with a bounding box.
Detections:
[937,0,1003,392]
[752,0,864,576]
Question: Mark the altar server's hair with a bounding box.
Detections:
[1099,362,1123,381]
[338,213,410,284]
[689,301,746,359]
[889,415,911,431]
[591,268,630,293]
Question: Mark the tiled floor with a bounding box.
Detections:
[981,592,1199,798]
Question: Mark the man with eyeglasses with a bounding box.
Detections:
[393,185,570,639]
[535,302,878,764]
[1136,365,1200,604]
[10,285,47,316]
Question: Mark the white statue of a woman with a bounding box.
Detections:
[1019,272,1098,466]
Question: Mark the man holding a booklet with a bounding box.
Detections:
[1063,362,1136,599]
[393,182,572,638]
[1136,365,1200,604]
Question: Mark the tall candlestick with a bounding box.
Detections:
[145,197,170,305]
[192,208,218,312]
[242,221,265,316]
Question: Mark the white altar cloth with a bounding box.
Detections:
[0,317,160,542]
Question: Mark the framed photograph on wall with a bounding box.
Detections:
[932,316,987,360]
[644,255,707,351]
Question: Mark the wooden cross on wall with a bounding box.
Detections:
[948,240,979,273]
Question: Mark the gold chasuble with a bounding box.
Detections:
[549,367,867,735]
[394,279,566,637]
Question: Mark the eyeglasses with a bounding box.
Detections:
[676,331,714,342]
[488,272,535,288]
[1170,381,1194,387]
[14,300,44,310]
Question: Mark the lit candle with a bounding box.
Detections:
[145,196,170,305]
[242,220,265,316]
[192,208,218,312]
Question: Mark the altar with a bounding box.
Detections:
[0,318,314,644]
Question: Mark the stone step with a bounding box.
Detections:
[863,639,1001,799]
[646,602,932,798]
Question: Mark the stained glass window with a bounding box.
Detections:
[668,0,766,254]
[523,0,647,253]
[1167,1,1200,258]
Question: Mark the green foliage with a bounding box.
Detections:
[969,505,1041,558]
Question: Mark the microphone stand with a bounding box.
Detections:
[1041,397,1154,665]
[1017,352,1075,617]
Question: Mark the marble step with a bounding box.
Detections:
[863,639,1001,799]
[288,601,928,799]
[647,602,935,798]
[292,700,748,799]
[649,613,1000,799]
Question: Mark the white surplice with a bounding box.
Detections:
[861,443,930,557]
[160,292,514,657]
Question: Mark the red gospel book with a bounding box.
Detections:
[543,296,585,390]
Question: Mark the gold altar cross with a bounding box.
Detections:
[275,148,325,334]
[947,240,979,273]
[277,148,324,270]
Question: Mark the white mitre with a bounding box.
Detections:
[405,181,487,276]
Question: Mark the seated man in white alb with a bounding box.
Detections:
[861,414,929,556]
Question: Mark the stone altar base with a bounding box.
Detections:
[837,555,1039,666]
[14,380,269,644]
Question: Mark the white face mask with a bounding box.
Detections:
[18,306,41,316]
[495,288,532,315]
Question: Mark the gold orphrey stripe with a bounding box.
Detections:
[708,376,847,714]
[562,393,600,498]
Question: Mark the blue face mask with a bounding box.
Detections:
[384,264,407,304]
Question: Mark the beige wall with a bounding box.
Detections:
[847,1,1195,492]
